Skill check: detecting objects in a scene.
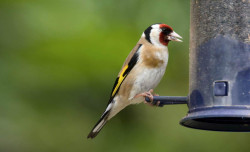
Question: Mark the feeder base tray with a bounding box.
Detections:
[180,106,250,132]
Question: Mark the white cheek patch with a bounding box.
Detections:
[150,25,166,48]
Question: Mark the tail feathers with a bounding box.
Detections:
[87,110,110,139]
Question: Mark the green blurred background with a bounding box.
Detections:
[0,0,249,152]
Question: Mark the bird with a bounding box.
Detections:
[87,23,182,139]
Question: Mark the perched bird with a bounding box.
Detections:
[87,23,182,139]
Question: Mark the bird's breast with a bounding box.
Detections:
[136,64,167,91]
[141,46,168,68]
[128,49,169,102]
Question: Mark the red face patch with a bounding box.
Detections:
[159,24,173,31]
[159,24,173,46]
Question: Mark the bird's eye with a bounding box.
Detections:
[162,28,172,35]
[162,28,166,32]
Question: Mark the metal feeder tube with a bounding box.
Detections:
[180,0,250,131]
[146,0,250,132]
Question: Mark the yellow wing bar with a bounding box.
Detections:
[111,65,128,97]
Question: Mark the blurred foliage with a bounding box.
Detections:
[0,0,249,152]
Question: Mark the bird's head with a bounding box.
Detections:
[143,23,182,47]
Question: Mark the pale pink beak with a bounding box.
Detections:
[168,31,183,42]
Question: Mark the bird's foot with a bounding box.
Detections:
[134,89,160,107]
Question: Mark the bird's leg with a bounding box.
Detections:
[134,89,160,107]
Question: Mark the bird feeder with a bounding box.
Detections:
[146,0,250,131]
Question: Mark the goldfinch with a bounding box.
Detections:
[87,23,182,139]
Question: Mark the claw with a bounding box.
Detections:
[135,89,161,107]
